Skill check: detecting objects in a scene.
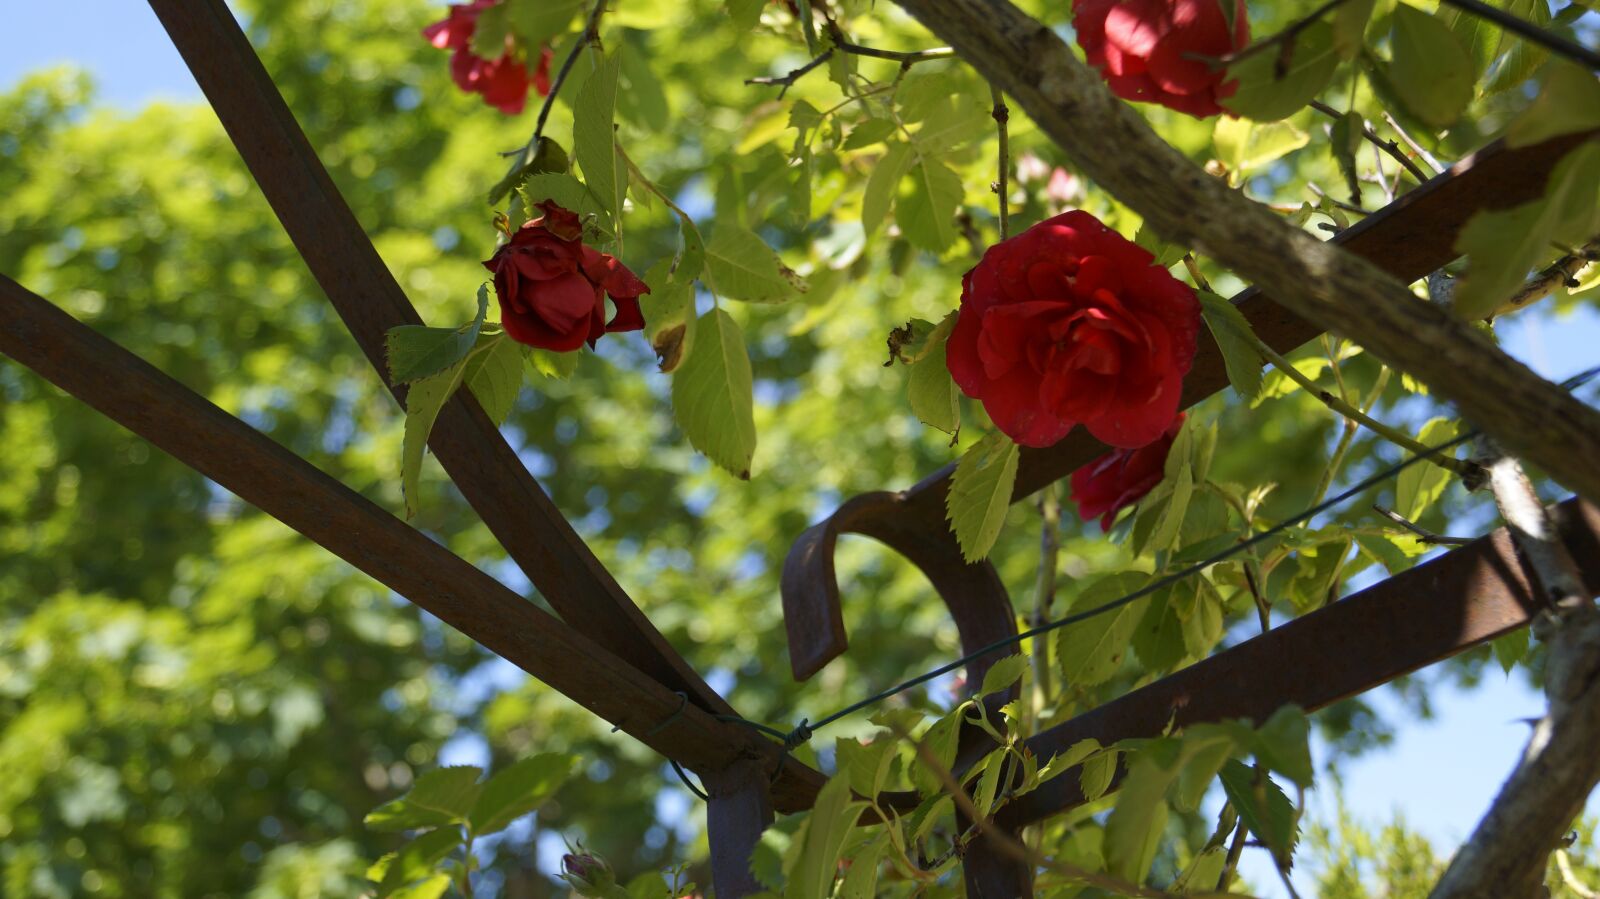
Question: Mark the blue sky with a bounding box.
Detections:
[7,4,1600,895]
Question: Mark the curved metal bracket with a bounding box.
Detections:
[781,489,1020,698]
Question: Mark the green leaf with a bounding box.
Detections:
[1214,117,1310,176]
[468,753,576,837]
[908,336,960,437]
[525,347,581,380]
[1134,224,1187,268]
[1133,585,1188,672]
[1218,760,1299,867]
[643,271,697,374]
[573,50,626,220]
[1485,0,1554,93]
[909,709,964,798]
[945,431,1020,562]
[1038,738,1101,788]
[839,737,897,800]
[1287,535,1351,612]
[727,0,766,30]
[671,309,756,478]
[1387,4,1475,130]
[1177,577,1225,657]
[704,227,805,302]
[1394,417,1460,520]
[1332,0,1378,57]
[1253,706,1314,789]
[1081,747,1119,802]
[617,36,670,131]
[377,828,463,898]
[518,172,614,238]
[388,874,452,899]
[386,286,490,385]
[491,136,570,206]
[400,362,470,520]
[788,141,813,227]
[506,0,585,51]
[862,143,912,237]
[839,830,888,899]
[789,773,863,899]
[1105,740,1179,882]
[1492,627,1530,674]
[468,2,511,59]
[1057,572,1149,687]
[365,766,484,832]
[979,654,1029,697]
[1455,142,1600,319]
[898,158,963,254]
[1148,464,1193,554]
[843,118,897,150]
[1223,21,1339,121]
[912,94,990,155]
[462,334,523,426]
[1507,63,1600,149]
[1330,110,1364,202]
[1198,290,1264,401]
[1174,733,1235,813]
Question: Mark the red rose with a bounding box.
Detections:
[424,1,552,115]
[483,202,649,352]
[945,210,1200,449]
[1073,0,1250,118]
[1069,414,1184,531]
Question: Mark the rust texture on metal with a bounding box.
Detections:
[703,760,775,899]
[0,278,826,811]
[781,133,1592,658]
[143,0,731,718]
[999,498,1600,827]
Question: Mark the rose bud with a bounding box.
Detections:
[424,0,552,114]
[945,210,1200,449]
[482,201,649,353]
[1072,0,1250,119]
[1070,413,1185,530]
[560,851,619,897]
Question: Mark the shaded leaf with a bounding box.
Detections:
[946,431,1020,562]
[671,309,756,478]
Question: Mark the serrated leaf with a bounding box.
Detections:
[1485,0,1554,93]
[863,143,912,237]
[671,309,756,478]
[1175,734,1235,814]
[912,94,989,154]
[574,50,626,220]
[1057,572,1149,687]
[1492,626,1530,674]
[1198,290,1264,401]
[839,830,888,899]
[909,709,964,798]
[1105,741,1179,882]
[1133,585,1188,672]
[790,774,863,899]
[908,339,960,436]
[1081,747,1119,801]
[979,654,1029,697]
[400,362,470,520]
[644,275,697,373]
[1253,706,1314,789]
[1223,21,1339,121]
[704,227,805,302]
[468,753,576,837]
[377,828,462,898]
[1388,4,1474,130]
[843,118,897,150]
[386,286,490,385]
[946,431,1020,562]
[518,172,613,239]
[462,334,523,426]
[1148,465,1194,554]
[365,766,483,832]
[1218,760,1299,867]
[899,158,963,253]
[1134,225,1187,268]
[1394,417,1460,520]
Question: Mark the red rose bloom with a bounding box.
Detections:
[1073,0,1250,118]
[424,0,552,115]
[945,210,1200,449]
[483,202,649,352]
[1069,414,1184,530]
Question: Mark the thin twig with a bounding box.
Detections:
[1381,111,1446,174]
[746,29,955,93]
[1190,0,1357,72]
[992,84,1011,241]
[745,48,835,94]
[491,0,608,201]
[1307,182,1372,215]
[1558,849,1599,899]
[1488,236,1600,320]
[1372,504,1474,546]
[1438,0,1600,71]
[1308,99,1431,185]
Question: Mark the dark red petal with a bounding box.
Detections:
[605,295,646,333]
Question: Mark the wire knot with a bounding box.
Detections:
[783,719,814,751]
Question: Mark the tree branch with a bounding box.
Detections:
[887,0,1600,506]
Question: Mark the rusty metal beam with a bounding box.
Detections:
[0,276,827,811]
[997,498,1600,827]
[143,0,730,718]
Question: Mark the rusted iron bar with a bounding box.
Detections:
[703,760,774,899]
[143,0,730,718]
[0,276,826,811]
[997,498,1600,827]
